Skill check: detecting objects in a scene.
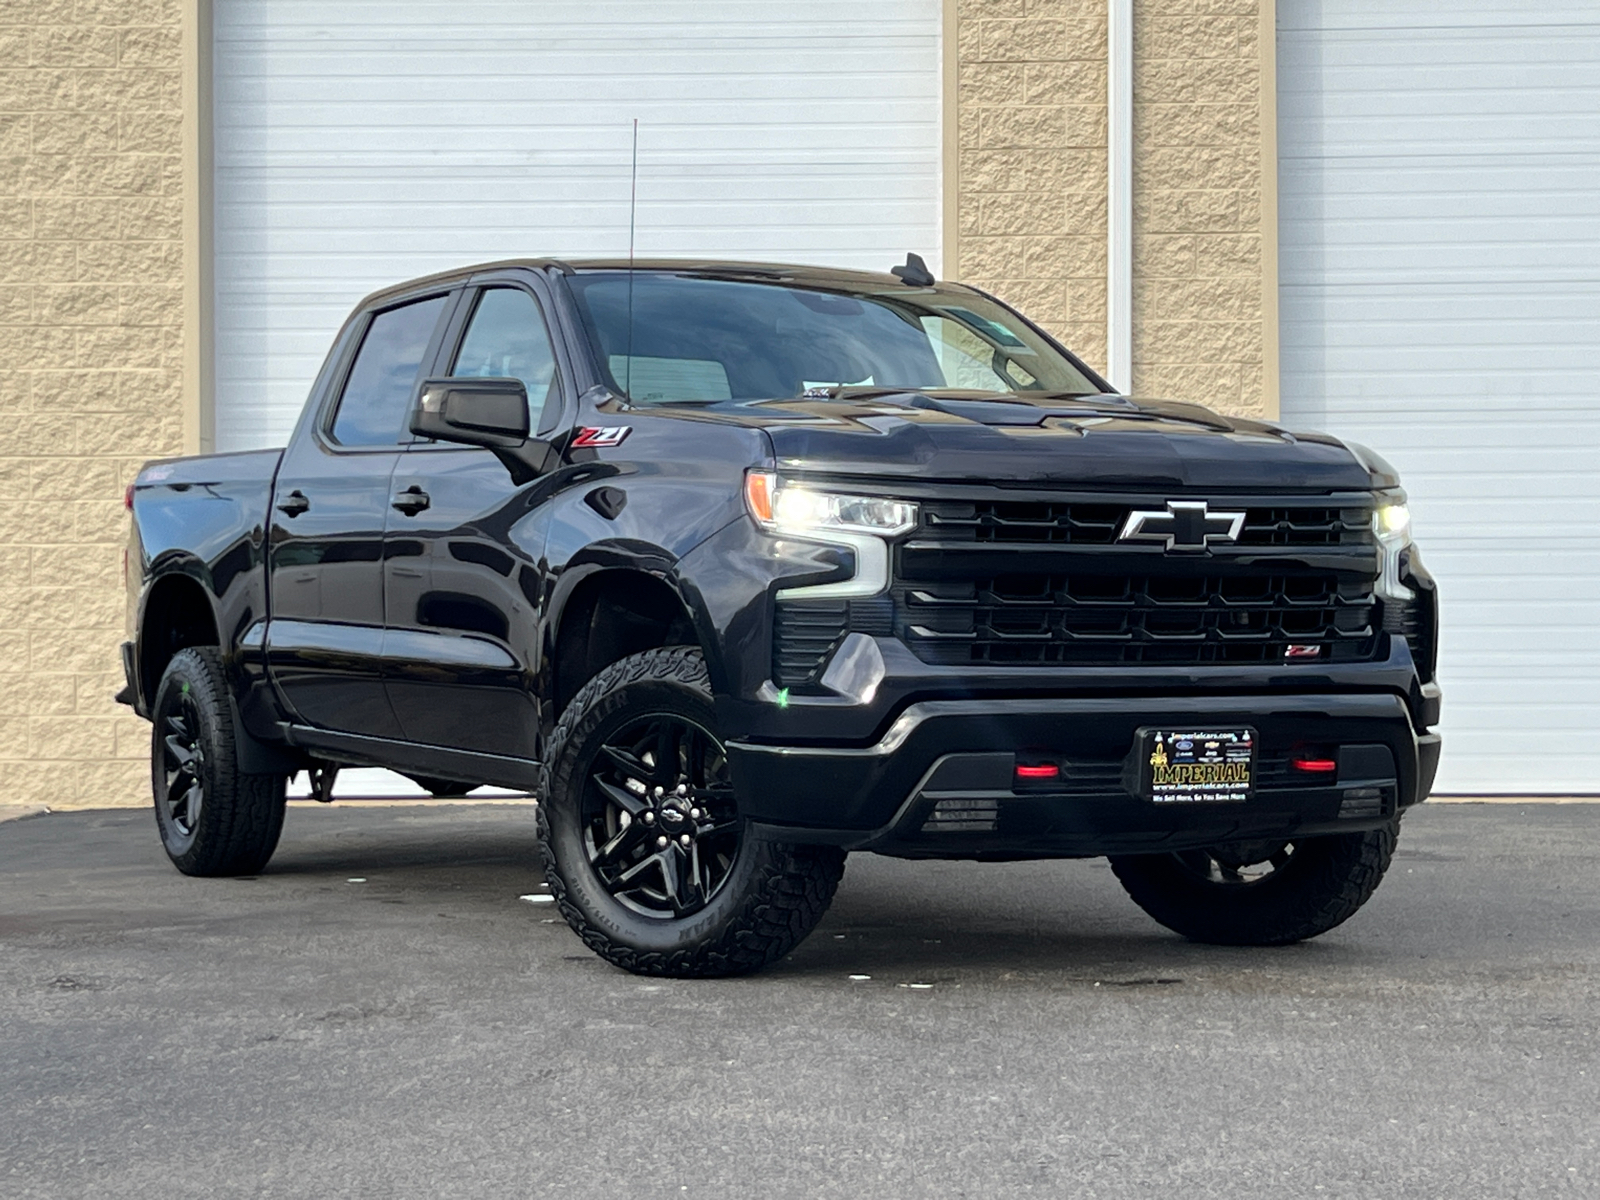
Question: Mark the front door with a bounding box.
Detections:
[382,283,565,756]
[266,290,454,738]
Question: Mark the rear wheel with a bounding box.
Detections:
[1109,824,1398,945]
[537,647,845,977]
[151,647,287,876]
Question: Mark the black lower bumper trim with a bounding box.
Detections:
[731,692,1433,858]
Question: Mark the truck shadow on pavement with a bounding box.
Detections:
[3,805,1535,989]
[256,809,1402,985]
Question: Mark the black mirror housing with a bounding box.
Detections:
[411,377,530,448]
[410,377,555,485]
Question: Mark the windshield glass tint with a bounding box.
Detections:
[567,272,1099,403]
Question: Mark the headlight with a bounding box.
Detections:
[1375,500,1411,545]
[745,471,916,538]
[1373,490,1414,599]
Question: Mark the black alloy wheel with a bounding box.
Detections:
[583,714,739,918]
[158,686,207,850]
[1170,839,1296,886]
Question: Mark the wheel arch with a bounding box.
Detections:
[137,567,221,710]
[547,564,720,724]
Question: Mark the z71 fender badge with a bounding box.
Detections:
[572,425,631,449]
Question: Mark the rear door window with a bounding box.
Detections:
[330,295,449,447]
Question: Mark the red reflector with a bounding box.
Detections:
[1292,758,1337,773]
[124,483,135,511]
[1015,763,1060,779]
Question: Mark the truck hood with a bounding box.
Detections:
[659,391,1385,492]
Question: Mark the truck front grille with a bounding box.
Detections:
[898,571,1378,667]
[771,490,1383,683]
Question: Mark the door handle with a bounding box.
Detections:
[276,490,310,518]
[391,486,431,516]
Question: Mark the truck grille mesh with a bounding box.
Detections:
[898,572,1377,667]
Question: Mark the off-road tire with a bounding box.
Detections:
[536,646,845,978]
[151,647,287,876]
[1109,823,1398,946]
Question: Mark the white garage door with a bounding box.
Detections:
[1278,2,1600,792]
[213,0,943,452]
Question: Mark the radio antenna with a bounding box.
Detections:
[624,118,638,402]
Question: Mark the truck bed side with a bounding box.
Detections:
[126,448,285,714]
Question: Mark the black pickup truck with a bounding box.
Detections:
[121,256,1440,977]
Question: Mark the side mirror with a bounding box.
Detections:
[411,377,530,447]
[411,377,555,485]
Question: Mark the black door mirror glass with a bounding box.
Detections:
[411,378,530,448]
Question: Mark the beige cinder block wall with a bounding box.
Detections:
[1131,0,1273,418]
[955,0,1110,371]
[0,0,183,807]
[953,0,1275,420]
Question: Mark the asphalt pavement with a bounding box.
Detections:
[2,801,1596,1198]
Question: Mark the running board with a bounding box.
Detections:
[282,725,542,794]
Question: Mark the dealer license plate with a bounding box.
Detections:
[1135,727,1256,804]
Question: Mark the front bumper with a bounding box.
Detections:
[728,692,1439,859]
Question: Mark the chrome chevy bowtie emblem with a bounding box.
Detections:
[1119,500,1245,552]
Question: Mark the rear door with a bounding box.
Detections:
[266,290,456,737]
[381,276,568,755]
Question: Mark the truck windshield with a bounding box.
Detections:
[566,271,1101,404]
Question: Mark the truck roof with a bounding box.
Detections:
[355,257,964,311]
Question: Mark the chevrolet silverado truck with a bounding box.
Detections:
[120,256,1441,977]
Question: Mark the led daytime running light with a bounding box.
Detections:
[744,471,916,537]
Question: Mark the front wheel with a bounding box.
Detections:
[151,647,287,876]
[536,647,845,978]
[1109,824,1398,946]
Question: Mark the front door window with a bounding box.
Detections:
[449,288,559,432]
